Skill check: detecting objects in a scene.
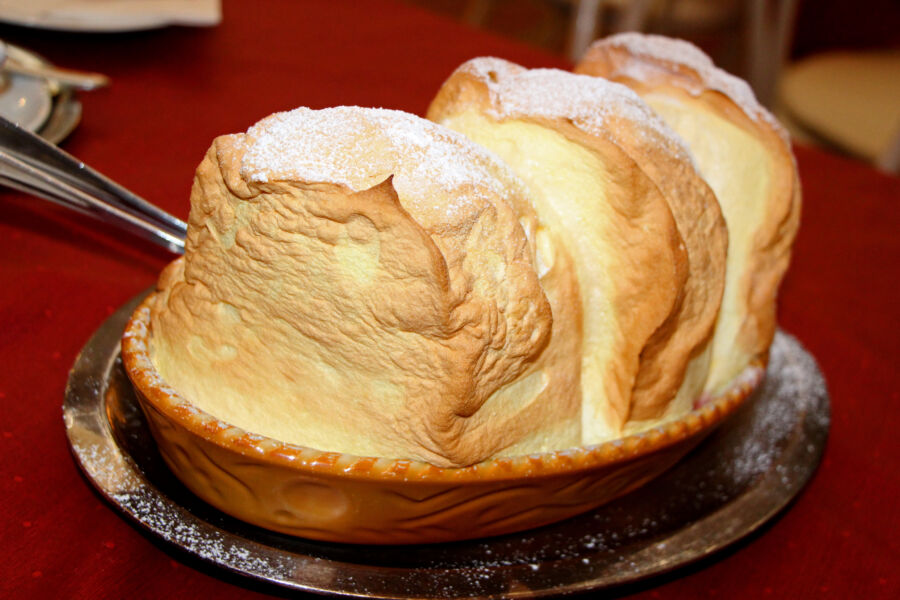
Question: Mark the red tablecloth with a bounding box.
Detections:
[0,1,897,598]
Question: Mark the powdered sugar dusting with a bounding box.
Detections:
[239,106,517,216]
[464,58,691,162]
[725,331,829,481]
[113,488,294,578]
[594,33,790,144]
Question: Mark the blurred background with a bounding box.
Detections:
[404,0,900,173]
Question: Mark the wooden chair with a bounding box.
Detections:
[780,50,900,173]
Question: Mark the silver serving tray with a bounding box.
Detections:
[64,292,830,598]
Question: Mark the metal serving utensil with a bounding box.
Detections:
[0,40,110,92]
[0,116,185,253]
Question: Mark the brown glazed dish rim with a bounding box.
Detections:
[121,294,764,484]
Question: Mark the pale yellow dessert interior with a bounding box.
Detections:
[440,109,649,443]
[643,94,772,394]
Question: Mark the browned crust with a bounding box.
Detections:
[427,59,690,430]
[576,40,801,370]
[581,101,728,421]
[150,109,594,468]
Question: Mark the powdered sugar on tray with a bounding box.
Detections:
[113,487,294,579]
[725,331,830,482]
[592,33,790,144]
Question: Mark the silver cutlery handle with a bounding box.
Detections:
[3,62,110,91]
[0,39,109,91]
[0,117,185,254]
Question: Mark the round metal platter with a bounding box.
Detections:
[64,292,830,598]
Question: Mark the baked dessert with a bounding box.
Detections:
[148,107,583,468]
[427,58,729,431]
[428,60,694,442]
[140,38,797,471]
[575,33,802,395]
[122,35,796,542]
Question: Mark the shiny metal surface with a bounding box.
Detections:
[0,39,110,90]
[0,43,184,251]
[64,293,830,598]
[39,84,81,144]
[0,117,186,253]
